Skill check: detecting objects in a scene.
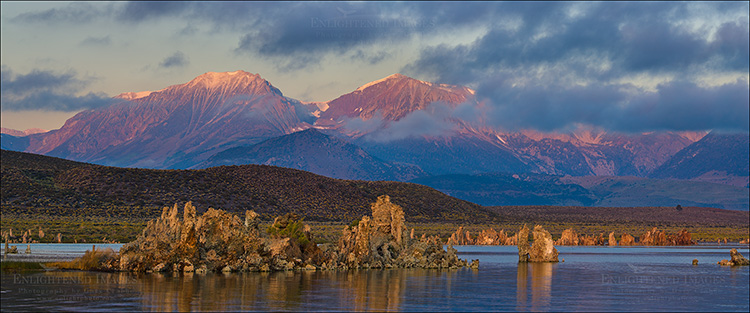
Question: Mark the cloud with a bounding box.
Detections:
[231,2,431,70]
[115,1,188,22]
[10,2,110,24]
[159,51,189,68]
[1,66,116,111]
[80,36,111,46]
[7,2,747,133]
[407,2,748,83]
[344,102,467,142]
[402,2,750,133]
[473,76,749,133]
[350,50,390,65]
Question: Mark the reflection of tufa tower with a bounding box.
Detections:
[517,262,554,311]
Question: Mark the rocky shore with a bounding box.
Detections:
[111,195,478,273]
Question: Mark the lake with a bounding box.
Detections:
[1,244,748,311]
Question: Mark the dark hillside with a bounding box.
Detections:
[1,150,494,223]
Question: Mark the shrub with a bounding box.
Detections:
[267,213,311,247]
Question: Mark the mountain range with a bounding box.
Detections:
[197,128,426,181]
[2,70,747,208]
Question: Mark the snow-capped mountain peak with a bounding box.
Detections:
[318,73,476,125]
[355,73,407,91]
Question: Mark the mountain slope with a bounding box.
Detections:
[411,173,597,206]
[1,149,493,222]
[317,73,702,177]
[412,173,749,210]
[562,176,749,210]
[0,134,29,152]
[16,71,707,177]
[316,73,475,130]
[197,128,426,181]
[650,132,750,187]
[24,71,313,168]
[1,127,48,137]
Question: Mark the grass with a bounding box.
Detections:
[47,247,118,271]
[0,261,44,272]
[0,213,147,243]
[3,213,748,245]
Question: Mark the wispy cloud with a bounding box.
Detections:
[10,2,110,25]
[1,66,116,111]
[344,102,474,142]
[159,51,189,68]
[79,35,111,46]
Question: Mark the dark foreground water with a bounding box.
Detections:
[1,245,748,312]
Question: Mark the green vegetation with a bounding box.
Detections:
[0,214,146,243]
[48,247,118,271]
[267,214,311,247]
[0,261,44,272]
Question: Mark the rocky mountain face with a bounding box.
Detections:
[316,73,707,178]
[12,71,745,186]
[650,133,750,187]
[23,71,313,168]
[197,128,426,181]
[316,73,475,131]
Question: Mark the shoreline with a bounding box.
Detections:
[3,243,749,265]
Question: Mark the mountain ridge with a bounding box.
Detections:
[197,128,426,181]
[23,70,313,168]
[10,70,745,185]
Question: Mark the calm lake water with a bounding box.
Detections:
[1,244,748,312]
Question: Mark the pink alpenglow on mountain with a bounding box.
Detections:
[24,71,313,168]
[0,128,48,137]
[316,73,476,128]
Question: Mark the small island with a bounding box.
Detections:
[70,195,477,273]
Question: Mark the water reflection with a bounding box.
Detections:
[135,271,316,311]
[2,246,749,312]
[3,268,429,311]
[134,270,414,311]
[516,262,555,311]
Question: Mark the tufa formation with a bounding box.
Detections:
[112,195,476,273]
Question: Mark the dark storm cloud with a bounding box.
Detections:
[617,80,750,132]
[407,2,749,84]
[712,20,750,70]
[473,77,749,133]
[402,2,749,132]
[231,2,432,69]
[1,67,116,111]
[159,51,189,68]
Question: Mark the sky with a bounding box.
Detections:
[1,1,748,133]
